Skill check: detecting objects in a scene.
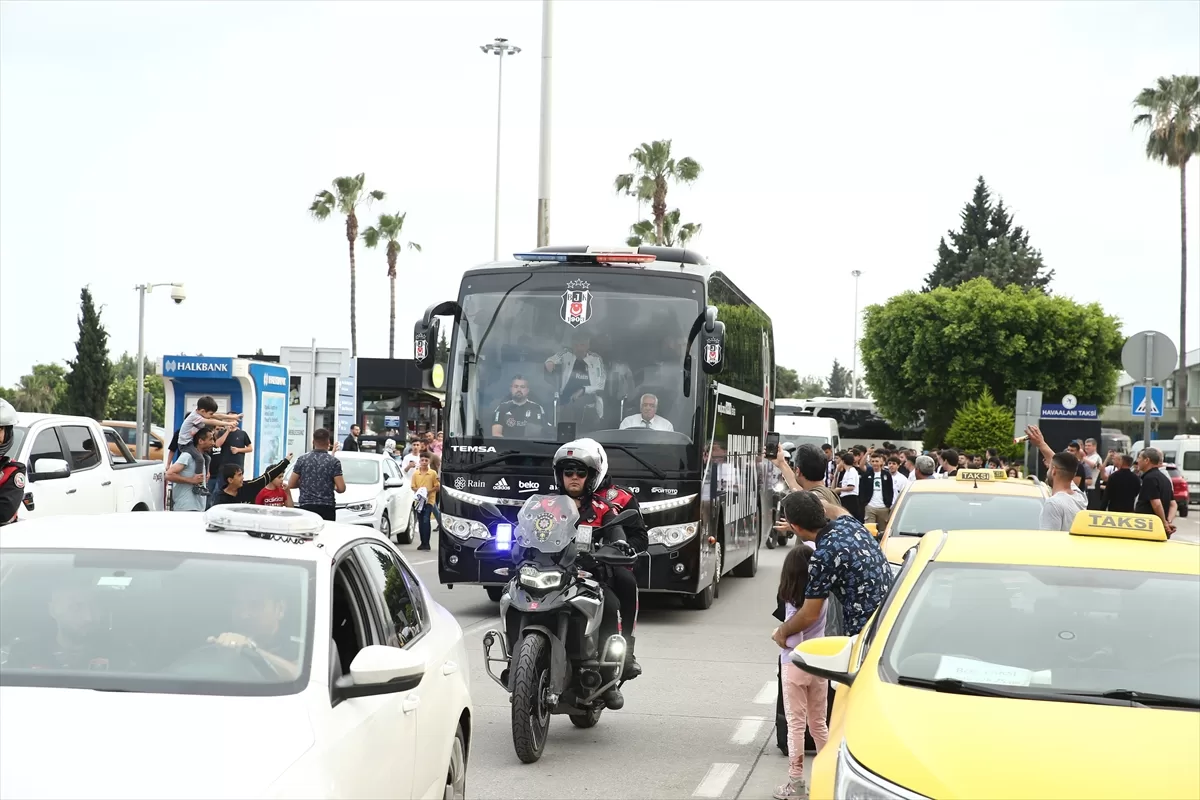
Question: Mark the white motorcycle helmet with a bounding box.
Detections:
[552,438,608,497]
[0,398,17,458]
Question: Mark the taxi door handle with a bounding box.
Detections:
[402,694,421,714]
[442,660,459,676]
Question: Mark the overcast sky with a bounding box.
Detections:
[2,0,1197,389]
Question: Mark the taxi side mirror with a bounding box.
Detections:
[790,635,857,685]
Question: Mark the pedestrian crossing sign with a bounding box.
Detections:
[1131,385,1164,418]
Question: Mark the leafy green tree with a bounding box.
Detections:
[626,208,702,248]
[106,352,165,423]
[0,386,15,405]
[435,331,449,363]
[946,388,1022,460]
[10,364,69,413]
[614,140,702,245]
[860,278,1123,447]
[776,367,825,398]
[309,174,387,357]
[827,359,851,398]
[362,212,422,359]
[64,287,112,420]
[1133,74,1199,427]
[924,177,1053,292]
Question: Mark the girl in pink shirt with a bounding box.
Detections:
[774,543,829,800]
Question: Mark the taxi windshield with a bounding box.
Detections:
[884,563,1200,704]
[0,549,314,696]
[890,493,1043,536]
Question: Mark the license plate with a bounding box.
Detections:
[576,525,593,546]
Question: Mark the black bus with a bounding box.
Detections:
[413,246,775,609]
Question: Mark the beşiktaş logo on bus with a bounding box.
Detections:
[492,477,511,491]
[164,359,229,374]
[651,486,678,495]
[560,279,592,328]
[414,333,428,361]
[518,480,540,493]
[452,445,497,453]
[264,374,287,387]
[453,476,486,491]
[704,336,722,366]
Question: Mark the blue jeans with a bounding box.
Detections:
[417,504,443,547]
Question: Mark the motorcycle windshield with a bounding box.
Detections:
[515,494,582,553]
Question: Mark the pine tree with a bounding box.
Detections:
[924,176,1053,292]
[65,287,113,420]
[827,359,850,397]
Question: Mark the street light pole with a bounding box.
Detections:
[134,282,184,459]
[536,1,553,247]
[851,269,863,399]
[481,37,521,262]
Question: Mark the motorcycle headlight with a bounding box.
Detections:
[346,501,375,514]
[442,513,489,541]
[648,522,698,547]
[518,565,563,591]
[834,740,928,800]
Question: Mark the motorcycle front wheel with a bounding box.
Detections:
[511,634,552,763]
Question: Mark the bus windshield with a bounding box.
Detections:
[448,269,704,446]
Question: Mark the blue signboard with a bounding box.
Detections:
[1040,403,1098,420]
[162,356,234,378]
[248,362,290,475]
[1131,385,1164,418]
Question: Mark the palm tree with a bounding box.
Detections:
[13,373,58,413]
[613,140,702,244]
[1133,74,1200,426]
[308,174,386,357]
[362,212,422,359]
[625,208,702,248]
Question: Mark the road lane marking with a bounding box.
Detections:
[693,763,739,798]
[463,617,501,635]
[730,716,765,745]
[410,558,435,565]
[752,680,775,704]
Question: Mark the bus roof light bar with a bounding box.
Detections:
[513,252,657,265]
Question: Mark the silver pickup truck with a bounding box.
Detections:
[9,413,166,518]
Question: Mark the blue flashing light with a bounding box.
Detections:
[513,253,569,262]
[495,522,514,550]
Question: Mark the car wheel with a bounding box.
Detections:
[1178,503,1189,518]
[398,508,415,545]
[379,512,392,539]
[444,722,467,800]
[684,542,720,610]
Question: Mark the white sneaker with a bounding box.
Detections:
[773,778,805,799]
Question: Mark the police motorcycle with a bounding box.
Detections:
[767,442,796,549]
[481,493,639,764]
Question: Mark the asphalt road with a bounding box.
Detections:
[405,500,1200,799]
[405,536,789,800]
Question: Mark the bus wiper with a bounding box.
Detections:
[1062,689,1200,709]
[897,676,1136,707]
[456,450,525,473]
[600,443,666,479]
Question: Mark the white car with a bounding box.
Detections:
[287,452,416,544]
[0,506,471,800]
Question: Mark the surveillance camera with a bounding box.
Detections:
[170,284,186,305]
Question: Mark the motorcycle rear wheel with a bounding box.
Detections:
[511,634,552,763]
[569,706,603,728]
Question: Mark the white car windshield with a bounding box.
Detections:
[0,549,314,696]
[884,564,1200,704]
[339,459,381,486]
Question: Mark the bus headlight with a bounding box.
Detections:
[442,513,489,540]
[648,522,698,547]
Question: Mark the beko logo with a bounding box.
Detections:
[518,481,539,492]
[651,486,678,495]
[492,478,511,491]
[452,445,497,453]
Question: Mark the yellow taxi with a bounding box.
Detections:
[873,468,1047,566]
[792,509,1200,800]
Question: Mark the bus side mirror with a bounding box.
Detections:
[700,320,726,375]
[413,317,440,370]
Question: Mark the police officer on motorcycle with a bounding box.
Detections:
[0,399,27,526]
[552,438,640,707]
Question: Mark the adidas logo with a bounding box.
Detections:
[492,478,511,491]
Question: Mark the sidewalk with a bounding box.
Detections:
[736,734,819,799]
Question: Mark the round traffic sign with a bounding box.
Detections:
[1062,394,1077,409]
[1121,331,1178,382]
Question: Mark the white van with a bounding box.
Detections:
[1132,435,1199,503]
[776,414,840,450]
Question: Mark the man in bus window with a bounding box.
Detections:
[544,330,606,422]
[619,393,674,432]
[491,376,546,438]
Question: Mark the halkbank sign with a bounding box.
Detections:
[161,356,235,378]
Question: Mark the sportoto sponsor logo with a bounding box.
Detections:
[492,478,511,491]
[651,486,678,495]
[518,480,539,492]
[452,445,497,453]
